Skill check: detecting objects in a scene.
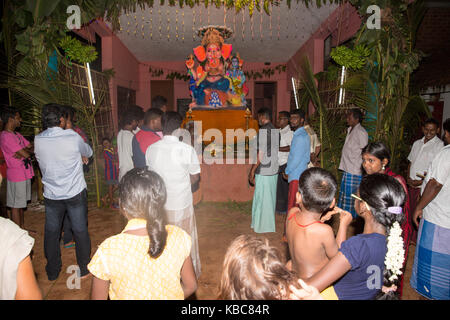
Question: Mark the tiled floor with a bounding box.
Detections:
[21,202,422,300]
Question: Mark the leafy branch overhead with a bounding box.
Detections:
[59,36,98,64]
[330,45,371,70]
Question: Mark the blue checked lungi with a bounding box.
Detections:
[337,171,362,218]
[410,218,450,300]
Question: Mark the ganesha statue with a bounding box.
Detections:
[186,26,246,108]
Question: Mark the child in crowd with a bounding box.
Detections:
[217,234,322,300]
[298,173,406,300]
[285,168,345,280]
[88,168,197,300]
[102,137,119,209]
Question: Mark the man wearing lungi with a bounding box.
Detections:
[249,108,279,233]
[337,108,368,218]
[411,118,450,300]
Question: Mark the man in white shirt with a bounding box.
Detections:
[146,111,201,278]
[337,108,368,217]
[117,112,138,181]
[411,118,450,300]
[34,104,93,281]
[276,111,293,215]
[406,118,444,242]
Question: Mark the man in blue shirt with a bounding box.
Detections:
[34,103,93,281]
[283,109,310,227]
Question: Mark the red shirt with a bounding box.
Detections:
[132,126,161,168]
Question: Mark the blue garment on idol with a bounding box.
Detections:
[193,76,230,106]
[285,127,310,183]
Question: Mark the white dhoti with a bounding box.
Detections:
[165,204,201,278]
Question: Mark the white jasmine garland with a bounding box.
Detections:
[384,221,405,282]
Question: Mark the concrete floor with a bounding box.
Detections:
[19,201,422,300]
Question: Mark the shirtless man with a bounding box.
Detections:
[286,167,350,279]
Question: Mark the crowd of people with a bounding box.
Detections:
[248,108,449,300]
[0,101,448,301]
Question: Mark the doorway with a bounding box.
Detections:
[254,82,277,120]
[150,80,174,111]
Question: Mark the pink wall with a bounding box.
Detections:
[79,20,141,133]
[287,2,361,78]
[200,163,254,202]
[104,35,140,133]
[286,3,361,114]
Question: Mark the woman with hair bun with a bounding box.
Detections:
[290,174,406,300]
[361,142,412,297]
[88,168,197,300]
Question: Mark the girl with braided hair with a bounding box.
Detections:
[361,142,412,297]
[88,168,197,300]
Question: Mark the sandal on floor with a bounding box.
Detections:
[64,241,76,248]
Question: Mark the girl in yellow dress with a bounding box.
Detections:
[88,168,197,300]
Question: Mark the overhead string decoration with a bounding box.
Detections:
[182,10,185,42]
[175,9,179,41]
[159,8,162,40]
[167,9,170,41]
[233,5,236,40]
[294,0,298,38]
[150,8,153,39]
[277,1,280,40]
[260,6,263,42]
[199,5,202,27]
[286,2,289,39]
[193,7,196,41]
[251,8,254,40]
[134,14,137,37]
[126,13,130,35]
[269,2,272,39]
[242,7,245,41]
[142,14,145,39]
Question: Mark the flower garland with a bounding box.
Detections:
[244,64,287,80]
[384,221,405,282]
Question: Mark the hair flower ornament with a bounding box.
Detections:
[385,221,405,282]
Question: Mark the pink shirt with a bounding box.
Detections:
[0,131,34,182]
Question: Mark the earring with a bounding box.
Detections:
[382,164,386,171]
